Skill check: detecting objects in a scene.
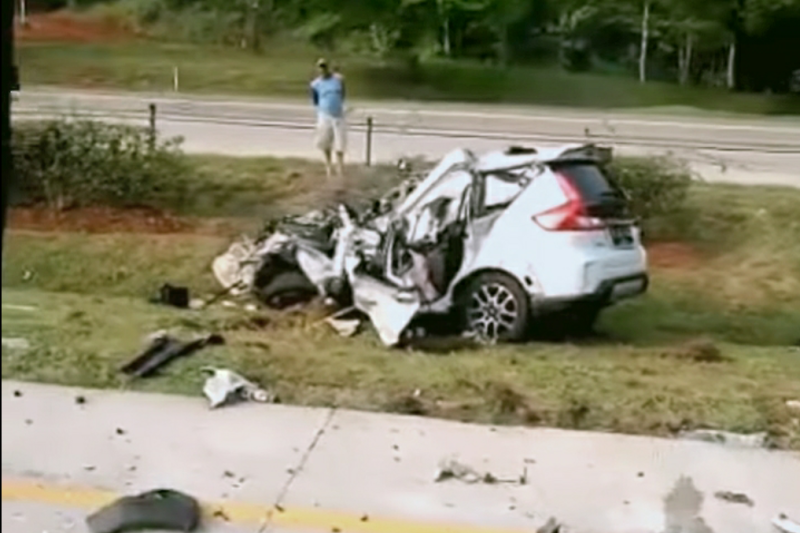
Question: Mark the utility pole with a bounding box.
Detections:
[2,0,17,255]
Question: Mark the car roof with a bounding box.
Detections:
[474,143,611,173]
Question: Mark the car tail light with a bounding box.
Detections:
[532,173,606,231]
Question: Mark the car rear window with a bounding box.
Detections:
[550,162,630,218]
[550,162,621,203]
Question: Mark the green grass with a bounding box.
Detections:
[3,288,799,448]
[3,155,800,446]
[17,40,800,115]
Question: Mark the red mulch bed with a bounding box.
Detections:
[16,11,138,43]
[8,206,197,234]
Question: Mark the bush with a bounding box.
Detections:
[607,154,695,222]
[12,119,192,211]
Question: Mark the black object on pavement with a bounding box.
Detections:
[121,333,225,379]
[86,488,201,533]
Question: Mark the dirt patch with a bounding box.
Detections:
[648,242,706,270]
[7,206,235,235]
[15,11,137,43]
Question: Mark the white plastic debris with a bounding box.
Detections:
[325,317,361,337]
[201,367,273,409]
[773,514,800,533]
[786,400,800,411]
[678,429,769,449]
[2,337,30,351]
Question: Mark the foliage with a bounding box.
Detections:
[67,0,800,92]
[608,154,695,222]
[11,120,192,211]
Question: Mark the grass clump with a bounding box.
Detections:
[12,119,192,211]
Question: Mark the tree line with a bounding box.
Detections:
[30,0,800,93]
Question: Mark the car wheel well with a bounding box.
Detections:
[452,268,524,302]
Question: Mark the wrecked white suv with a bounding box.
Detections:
[213,144,649,346]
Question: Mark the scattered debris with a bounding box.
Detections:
[2,304,37,312]
[360,514,369,522]
[121,333,225,379]
[2,337,31,351]
[786,400,800,411]
[434,458,526,485]
[536,517,562,533]
[13,390,22,397]
[153,283,191,309]
[322,307,363,337]
[75,395,87,405]
[115,428,126,436]
[714,491,754,506]
[201,367,274,409]
[211,507,230,522]
[678,429,769,449]
[773,514,800,533]
[86,489,200,533]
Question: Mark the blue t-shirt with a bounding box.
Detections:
[310,75,345,119]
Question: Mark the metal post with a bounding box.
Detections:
[148,103,156,150]
[2,0,17,256]
[365,116,373,167]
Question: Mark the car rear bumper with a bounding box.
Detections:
[533,273,649,314]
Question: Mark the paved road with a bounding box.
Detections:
[3,381,800,533]
[11,88,800,188]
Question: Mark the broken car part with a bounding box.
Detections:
[154,283,190,309]
[212,144,649,346]
[201,367,274,408]
[86,489,200,533]
[774,514,800,533]
[678,429,769,449]
[121,333,225,379]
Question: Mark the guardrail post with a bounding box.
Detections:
[365,116,373,167]
[148,103,156,150]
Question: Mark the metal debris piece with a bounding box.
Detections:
[774,514,800,533]
[201,367,274,409]
[435,458,524,485]
[677,429,769,449]
[435,458,483,483]
[714,491,754,506]
[86,488,200,533]
[122,333,225,379]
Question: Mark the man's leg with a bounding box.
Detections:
[333,118,347,179]
[323,148,333,178]
[315,117,334,178]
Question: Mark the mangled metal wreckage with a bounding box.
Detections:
[213,144,649,347]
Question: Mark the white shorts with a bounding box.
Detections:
[315,114,347,153]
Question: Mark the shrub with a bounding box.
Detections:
[607,154,695,222]
[12,119,192,211]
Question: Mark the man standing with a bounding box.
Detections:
[310,58,347,180]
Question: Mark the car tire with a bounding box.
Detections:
[256,270,318,310]
[458,272,530,343]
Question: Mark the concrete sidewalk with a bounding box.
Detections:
[2,381,799,533]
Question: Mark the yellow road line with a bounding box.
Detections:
[2,477,531,533]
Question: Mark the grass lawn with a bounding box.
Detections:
[3,154,800,447]
[16,39,800,116]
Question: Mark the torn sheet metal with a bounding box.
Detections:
[349,272,421,346]
[201,367,273,409]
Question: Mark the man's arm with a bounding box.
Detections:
[339,75,346,101]
[310,82,319,107]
